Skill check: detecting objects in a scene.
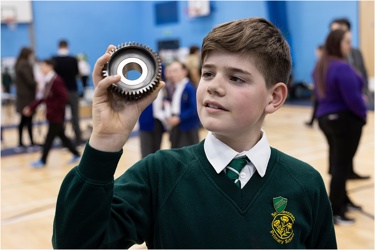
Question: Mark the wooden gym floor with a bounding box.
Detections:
[1,103,374,249]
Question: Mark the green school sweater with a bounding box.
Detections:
[52,140,337,249]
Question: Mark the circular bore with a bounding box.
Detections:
[102,42,162,100]
[117,58,148,86]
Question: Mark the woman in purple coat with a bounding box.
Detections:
[313,29,367,225]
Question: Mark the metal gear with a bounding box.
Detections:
[102,42,162,100]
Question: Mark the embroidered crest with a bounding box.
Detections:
[270,197,295,244]
[273,196,287,213]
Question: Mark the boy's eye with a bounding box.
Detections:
[202,71,214,78]
[229,76,245,83]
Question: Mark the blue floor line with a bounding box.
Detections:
[1,130,139,157]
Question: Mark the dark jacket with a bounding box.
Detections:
[52,55,79,92]
[15,60,37,113]
[348,48,368,94]
[28,74,68,123]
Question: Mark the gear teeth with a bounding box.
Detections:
[103,42,162,100]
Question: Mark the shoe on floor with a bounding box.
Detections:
[346,202,362,212]
[348,172,370,180]
[31,160,45,168]
[67,154,80,164]
[333,215,355,225]
[304,121,313,127]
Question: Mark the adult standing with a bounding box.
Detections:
[313,29,367,225]
[52,39,82,146]
[329,18,370,180]
[14,47,38,152]
[305,45,323,127]
[2,66,13,94]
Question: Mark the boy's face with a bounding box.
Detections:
[40,62,52,75]
[196,51,275,148]
[165,62,187,84]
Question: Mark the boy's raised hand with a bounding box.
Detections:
[89,45,165,152]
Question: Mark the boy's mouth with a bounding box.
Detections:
[204,101,228,111]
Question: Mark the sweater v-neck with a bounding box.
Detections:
[194,140,277,213]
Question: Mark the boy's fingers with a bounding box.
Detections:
[92,45,116,87]
[154,81,165,98]
[95,75,121,97]
[141,81,165,104]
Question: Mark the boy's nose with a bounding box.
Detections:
[206,78,225,96]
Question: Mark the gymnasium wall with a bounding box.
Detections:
[1,1,360,86]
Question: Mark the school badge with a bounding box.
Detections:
[270,196,295,244]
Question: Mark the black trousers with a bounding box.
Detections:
[81,75,89,88]
[318,111,365,216]
[66,91,82,145]
[41,122,79,164]
[18,114,34,146]
[139,119,164,158]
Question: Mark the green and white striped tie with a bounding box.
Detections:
[226,157,248,188]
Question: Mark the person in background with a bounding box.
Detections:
[165,60,200,148]
[305,45,324,127]
[138,89,168,158]
[329,17,370,180]
[184,45,201,88]
[52,17,336,249]
[52,39,82,146]
[14,47,38,152]
[23,59,80,168]
[33,59,47,100]
[330,18,368,98]
[77,53,91,97]
[2,66,13,95]
[313,29,367,225]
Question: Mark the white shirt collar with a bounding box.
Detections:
[174,77,189,87]
[58,48,69,56]
[45,71,56,83]
[171,77,189,115]
[204,130,271,177]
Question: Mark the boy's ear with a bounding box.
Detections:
[265,82,288,114]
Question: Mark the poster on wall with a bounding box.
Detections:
[187,0,210,18]
[1,1,33,23]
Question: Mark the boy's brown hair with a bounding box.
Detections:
[41,58,56,69]
[201,17,292,88]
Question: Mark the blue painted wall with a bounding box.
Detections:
[1,1,359,86]
[286,1,358,84]
[140,1,268,50]
[32,1,141,71]
[1,23,31,57]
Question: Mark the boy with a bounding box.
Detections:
[23,59,80,168]
[165,60,200,148]
[52,18,336,248]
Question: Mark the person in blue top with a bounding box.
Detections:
[313,29,367,225]
[165,60,200,148]
[52,17,337,249]
[138,90,167,158]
